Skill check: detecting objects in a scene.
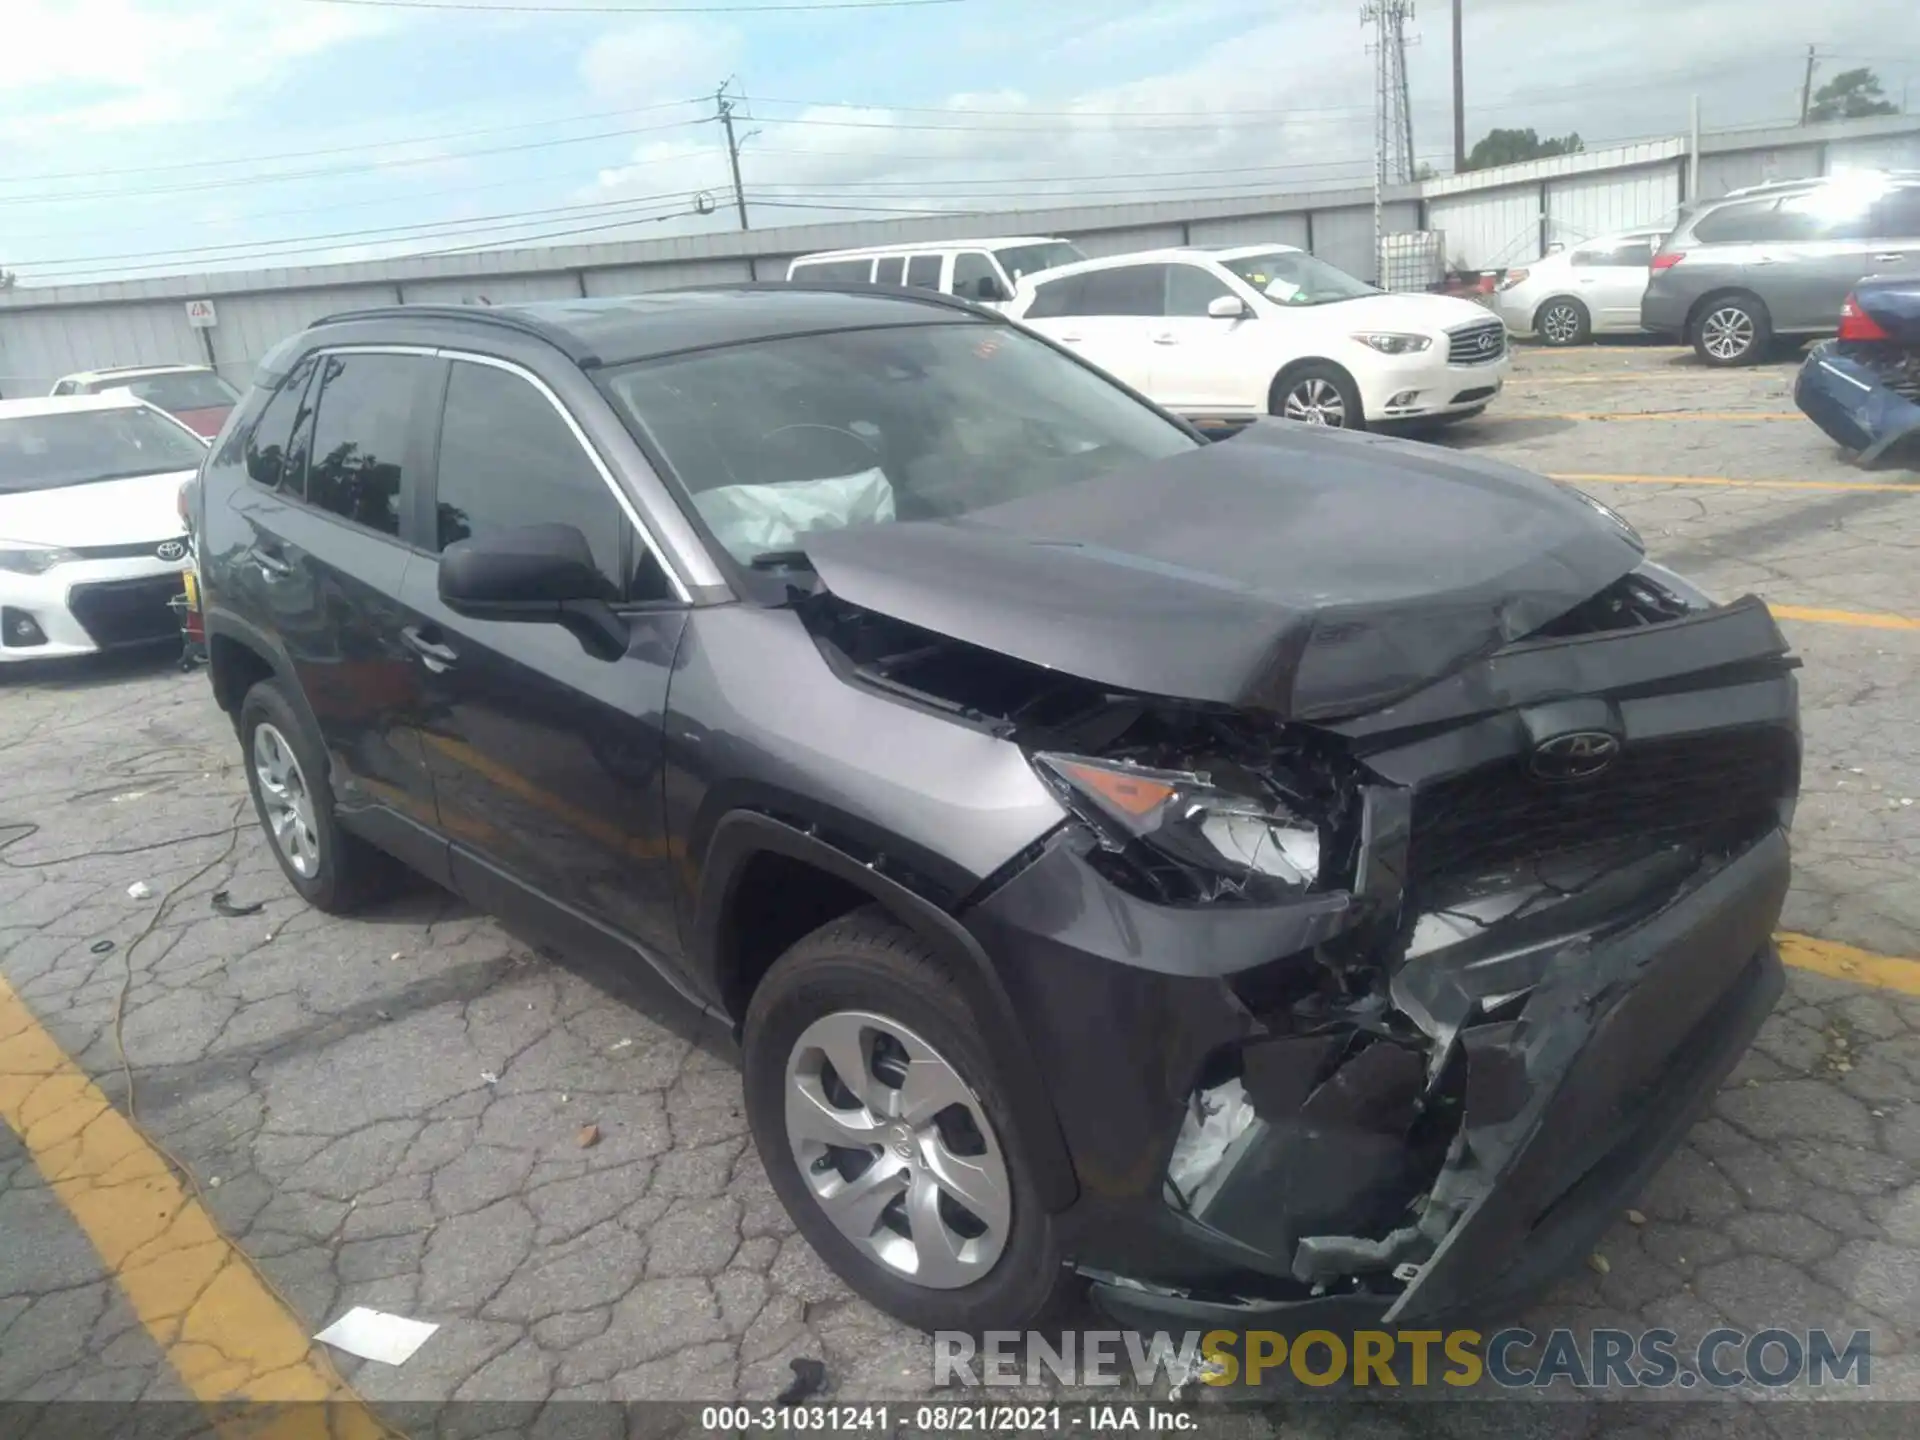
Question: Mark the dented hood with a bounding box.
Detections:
[797,423,1645,720]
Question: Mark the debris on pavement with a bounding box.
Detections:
[776,1357,828,1406]
[1626,1209,1647,1226]
[609,1038,633,1052]
[126,881,152,900]
[210,889,266,917]
[1587,1253,1611,1276]
[89,939,115,955]
[576,1124,600,1149]
[313,1307,439,1366]
[480,1071,500,1085]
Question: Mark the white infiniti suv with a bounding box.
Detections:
[1005,244,1509,431]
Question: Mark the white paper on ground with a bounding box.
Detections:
[313,1306,439,1366]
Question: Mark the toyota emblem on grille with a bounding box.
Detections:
[1531,731,1620,781]
[156,540,187,562]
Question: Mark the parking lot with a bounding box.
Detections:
[3,340,1919,1435]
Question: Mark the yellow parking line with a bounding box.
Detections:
[1551,471,1919,494]
[1778,933,1920,996]
[0,973,388,1435]
[1540,411,1803,422]
[1769,604,1920,632]
[1522,373,1777,385]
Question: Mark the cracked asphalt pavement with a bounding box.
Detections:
[2,341,1918,1436]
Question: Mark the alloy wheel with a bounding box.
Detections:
[1700,306,1755,362]
[253,722,321,879]
[1282,377,1348,426]
[1541,303,1582,344]
[784,1010,1011,1289]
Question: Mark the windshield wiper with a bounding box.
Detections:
[748,548,817,571]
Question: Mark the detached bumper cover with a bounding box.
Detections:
[1793,340,1920,464]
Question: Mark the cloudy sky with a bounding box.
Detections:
[2,0,1917,286]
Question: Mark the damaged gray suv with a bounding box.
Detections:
[194,285,1799,1335]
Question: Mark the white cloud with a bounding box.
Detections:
[579,19,741,106]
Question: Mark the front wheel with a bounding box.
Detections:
[742,909,1076,1332]
[1693,297,1771,366]
[1536,298,1592,347]
[1272,363,1365,429]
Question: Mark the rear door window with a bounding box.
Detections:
[432,360,649,601]
[874,256,906,285]
[1023,274,1083,318]
[1693,200,1792,243]
[1872,187,1920,239]
[1075,265,1169,317]
[791,258,873,283]
[904,254,943,289]
[303,353,436,539]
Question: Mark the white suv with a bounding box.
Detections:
[1005,245,1509,431]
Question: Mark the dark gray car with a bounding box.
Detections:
[1642,173,1920,365]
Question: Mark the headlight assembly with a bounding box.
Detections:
[0,542,80,576]
[1351,333,1433,354]
[1033,751,1321,903]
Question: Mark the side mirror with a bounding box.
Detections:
[1207,295,1249,320]
[439,523,629,658]
[976,275,1011,303]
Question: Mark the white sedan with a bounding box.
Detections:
[1489,229,1665,346]
[0,393,205,663]
[1005,243,1509,432]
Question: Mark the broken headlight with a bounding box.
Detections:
[1556,484,1644,550]
[1033,752,1320,902]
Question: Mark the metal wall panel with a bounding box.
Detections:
[1828,132,1920,174]
[1186,212,1311,248]
[212,285,406,383]
[1066,224,1187,257]
[1696,144,1821,198]
[0,303,203,398]
[1428,186,1541,269]
[1546,164,1682,247]
[1308,202,1418,280]
[583,257,758,295]
[396,273,582,305]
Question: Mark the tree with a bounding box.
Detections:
[1463,127,1584,171]
[1808,67,1898,122]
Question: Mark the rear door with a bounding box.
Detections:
[397,354,692,975]
[234,348,443,836]
[1018,264,1165,394]
[1570,237,1655,330]
[903,253,943,291]
[1866,185,1920,279]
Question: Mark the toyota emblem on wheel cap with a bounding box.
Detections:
[157,540,187,562]
[1531,730,1620,781]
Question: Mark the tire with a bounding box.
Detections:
[1535,297,1591,347]
[238,678,399,913]
[1691,295,1772,367]
[743,908,1076,1333]
[1270,362,1366,430]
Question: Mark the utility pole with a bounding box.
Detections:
[1800,45,1817,125]
[1362,2,1418,281]
[716,82,751,230]
[1688,93,1701,201]
[1451,0,1465,172]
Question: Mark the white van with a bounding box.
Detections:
[785,237,1085,306]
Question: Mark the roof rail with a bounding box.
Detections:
[308,303,590,359]
[694,278,1000,319]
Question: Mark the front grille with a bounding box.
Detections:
[1451,386,1498,404]
[1406,726,1796,890]
[1448,319,1507,365]
[66,575,183,648]
[71,537,189,561]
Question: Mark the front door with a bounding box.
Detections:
[1767,190,1876,332]
[397,355,693,989]
[230,348,442,836]
[1149,262,1267,416]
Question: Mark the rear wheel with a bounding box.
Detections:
[1536,298,1591,347]
[1692,296,1771,366]
[1271,363,1365,430]
[239,679,399,913]
[743,909,1075,1332]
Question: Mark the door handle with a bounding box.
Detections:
[400,625,458,673]
[250,547,291,580]
[1151,333,1179,345]
[1056,333,1083,343]
[1872,253,1905,263]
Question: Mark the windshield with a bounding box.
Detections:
[120,372,240,412]
[1219,250,1378,306]
[993,241,1086,284]
[599,322,1195,567]
[0,408,207,494]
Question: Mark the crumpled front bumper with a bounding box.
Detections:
[969,820,1789,1331]
[1793,339,1920,464]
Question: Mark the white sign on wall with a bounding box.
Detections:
[185,299,219,328]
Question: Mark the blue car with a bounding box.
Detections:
[1793,275,1920,465]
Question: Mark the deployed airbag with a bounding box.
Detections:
[693,467,895,555]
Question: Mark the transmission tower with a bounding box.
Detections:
[1362,1,1419,281]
